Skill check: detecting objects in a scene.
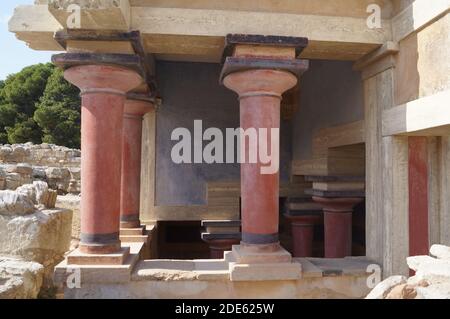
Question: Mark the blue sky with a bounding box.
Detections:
[0,0,55,80]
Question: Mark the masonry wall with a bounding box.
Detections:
[154,61,293,206]
[291,60,364,161]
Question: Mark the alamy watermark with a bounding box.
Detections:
[66,267,81,289]
[367,4,382,29]
[171,120,279,175]
[66,4,81,29]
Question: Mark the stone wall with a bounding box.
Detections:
[0,143,81,194]
[0,182,73,299]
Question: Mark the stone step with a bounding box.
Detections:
[120,226,145,236]
[201,220,241,227]
[120,235,149,244]
[201,232,241,241]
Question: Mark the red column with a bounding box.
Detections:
[120,98,155,228]
[285,215,321,257]
[312,197,363,258]
[204,239,241,259]
[64,65,142,254]
[408,136,429,257]
[223,69,297,250]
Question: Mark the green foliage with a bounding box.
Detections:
[1,63,54,116]
[0,64,80,148]
[35,68,81,148]
[6,118,42,144]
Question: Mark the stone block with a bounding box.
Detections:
[0,257,44,299]
[0,208,73,266]
[231,245,292,264]
[0,190,35,215]
[230,262,302,281]
[67,247,130,266]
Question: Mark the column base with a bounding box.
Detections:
[67,247,130,265]
[79,242,121,255]
[120,220,142,229]
[227,244,302,281]
[231,243,292,264]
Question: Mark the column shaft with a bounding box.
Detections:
[240,96,280,245]
[120,114,144,228]
[64,65,142,254]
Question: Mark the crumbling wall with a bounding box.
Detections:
[0,182,73,299]
[0,143,81,194]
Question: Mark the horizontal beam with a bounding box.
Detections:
[9,4,391,62]
[48,0,131,30]
[133,7,390,61]
[392,0,450,42]
[8,5,63,51]
[382,90,450,136]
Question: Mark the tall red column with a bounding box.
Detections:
[408,136,429,257]
[64,65,142,254]
[224,69,297,251]
[120,98,155,229]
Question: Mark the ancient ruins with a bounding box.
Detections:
[1,0,449,299]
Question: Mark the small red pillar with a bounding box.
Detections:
[204,239,241,259]
[120,98,155,228]
[285,215,321,257]
[64,65,142,254]
[312,197,363,258]
[224,69,297,250]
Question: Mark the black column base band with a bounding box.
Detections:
[242,232,279,245]
[80,232,120,245]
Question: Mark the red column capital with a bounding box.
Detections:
[223,69,297,99]
[64,64,142,94]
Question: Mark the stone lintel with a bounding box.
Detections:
[304,175,365,182]
[223,34,309,61]
[201,220,241,228]
[220,57,309,84]
[306,188,365,198]
[48,0,131,31]
[52,52,142,74]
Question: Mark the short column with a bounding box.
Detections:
[312,197,363,258]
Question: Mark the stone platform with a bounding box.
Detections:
[54,243,377,299]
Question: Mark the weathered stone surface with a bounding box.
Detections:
[430,244,450,260]
[0,144,81,194]
[385,284,417,299]
[5,173,21,190]
[0,191,35,216]
[14,163,33,175]
[415,282,450,299]
[0,257,44,299]
[367,245,450,299]
[0,169,5,190]
[365,275,407,299]
[0,208,72,264]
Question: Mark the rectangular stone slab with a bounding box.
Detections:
[67,247,130,266]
